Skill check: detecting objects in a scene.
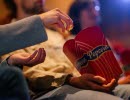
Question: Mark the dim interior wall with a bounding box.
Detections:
[0,0,10,22]
[0,0,130,46]
[45,0,74,13]
[0,0,74,24]
[0,0,8,18]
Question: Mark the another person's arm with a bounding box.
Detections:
[0,8,73,55]
[1,48,46,69]
[0,15,47,55]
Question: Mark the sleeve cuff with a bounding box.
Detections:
[0,57,23,70]
[0,57,11,67]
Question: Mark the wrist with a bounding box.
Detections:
[66,75,80,87]
[39,14,45,26]
[69,76,79,86]
[7,56,14,66]
[7,56,23,69]
[65,74,73,85]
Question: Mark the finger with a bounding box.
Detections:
[80,75,109,92]
[87,81,109,92]
[103,79,116,87]
[56,9,73,28]
[39,48,46,63]
[61,19,73,31]
[59,13,71,30]
[103,79,117,90]
[88,75,106,84]
[26,50,38,62]
[56,8,70,19]
[57,20,66,32]
[62,18,73,31]
[28,48,42,65]
[68,25,74,31]
[61,14,73,30]
[93,76,106,84]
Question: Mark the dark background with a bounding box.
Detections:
[0,0,130,46]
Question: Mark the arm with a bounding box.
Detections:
[0,8,73,56]
[0,15,47,55]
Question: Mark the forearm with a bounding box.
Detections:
[0,15,47,55]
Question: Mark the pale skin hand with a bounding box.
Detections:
[118,75,130,84]
[69,74,117,93]
[7,48,46,67]
[39,8,73,32]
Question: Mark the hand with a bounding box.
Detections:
[39,8,73,32]
[69,74,117,93]
[8,48,46,67]
[118,75,130,84]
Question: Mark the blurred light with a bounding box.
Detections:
[122,0,130,2]
[95,6,100,11]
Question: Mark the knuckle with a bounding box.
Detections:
[55,8,60,11]
[55,12,60,17]
[67,18,70,21]
[56,12,60,16]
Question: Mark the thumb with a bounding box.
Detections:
[103,79,117,90]
[90,76,106,84]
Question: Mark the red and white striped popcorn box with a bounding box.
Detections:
[63,26,123,84]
